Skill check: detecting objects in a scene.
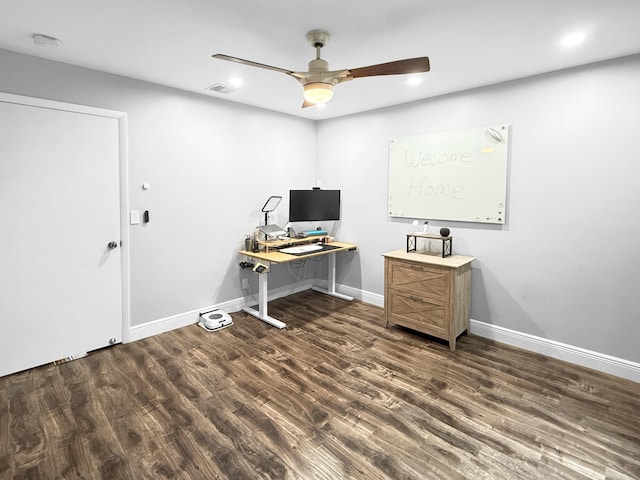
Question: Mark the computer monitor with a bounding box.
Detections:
[289,189,341,222]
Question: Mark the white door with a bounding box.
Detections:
[0,95,125,377]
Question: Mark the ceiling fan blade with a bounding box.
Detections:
[302,100,315,108]
[212,54,293,75]
[349,57,430,78]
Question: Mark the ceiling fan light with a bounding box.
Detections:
[303,82,334,104]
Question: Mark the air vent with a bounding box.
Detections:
[205,83,237,95]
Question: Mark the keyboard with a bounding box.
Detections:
[280,244,324,254]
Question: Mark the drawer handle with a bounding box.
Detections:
[410,295,422,302]
[409,265,423,270]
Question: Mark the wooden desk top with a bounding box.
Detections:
[383,249,475,268]
[240,241,357,264]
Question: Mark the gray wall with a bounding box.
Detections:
[317,54,640,363]
[2,47,639,365]
[0,48,317,327]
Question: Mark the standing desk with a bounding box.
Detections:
[239,240,357,328]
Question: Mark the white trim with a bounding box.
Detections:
[128,280,315,342]
[318,284,640,383]
[128,278,640,383]
[0,91,125,118]
[129,306,222,343]
[117,113,131,343]
[314,280,384,307]
[470,319,640,384]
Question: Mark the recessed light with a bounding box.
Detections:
[33,34,62,48]
[407,76,422,86]
[315,103,326,110]
[560,31,587,48]
[229,77,243,87]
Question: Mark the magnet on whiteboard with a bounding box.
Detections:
[486,127,503,143]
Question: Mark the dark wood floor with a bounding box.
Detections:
[1,290,639,479]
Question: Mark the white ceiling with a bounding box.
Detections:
[1,0,640,120]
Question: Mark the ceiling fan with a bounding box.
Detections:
[212,29,430,108]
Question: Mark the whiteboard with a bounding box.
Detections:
[388,124,510,224]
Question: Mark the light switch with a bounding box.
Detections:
[130,210,140,225]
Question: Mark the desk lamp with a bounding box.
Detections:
[261,195,282,225]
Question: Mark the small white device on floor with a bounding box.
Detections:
[198,309,233,332]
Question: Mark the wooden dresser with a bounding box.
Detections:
[383,250,475,351]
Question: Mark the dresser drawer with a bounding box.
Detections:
[386,291,448,338]
[387,258,450,302]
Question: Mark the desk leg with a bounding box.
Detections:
[312,252,354,302]
[242,270,286,329]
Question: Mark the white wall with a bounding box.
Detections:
[0,49,317,328]
[317,55,640,364]
[2,47,639,373]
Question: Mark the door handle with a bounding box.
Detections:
[107,241,119,249]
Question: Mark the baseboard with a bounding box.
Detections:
[127,280,315,342]
[326,283,640,383]
[313,280,384,307]
[128,299,242,343]
[470,319,640,384]
[128,282,640,384]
